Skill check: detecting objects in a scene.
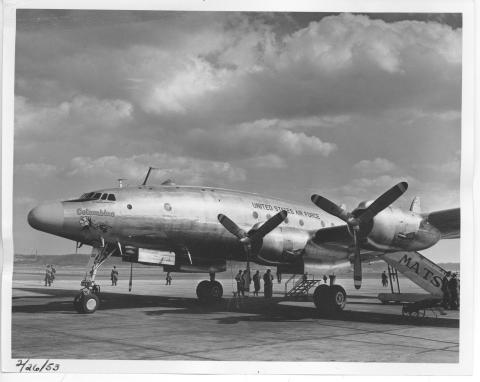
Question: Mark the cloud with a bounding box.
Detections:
[185,119,337,161]
[15,95,133,137]
[353,158,396,174]
[63,153,246,185]
[15,162,58,177]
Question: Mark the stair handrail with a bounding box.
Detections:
[284,274,298,296]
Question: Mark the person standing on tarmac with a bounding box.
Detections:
[323,274,328,284]
[381,271,388,287]
[44,265,52,286]
[253,270,261,296]
[242,269,250,295]
[111,265,119,286]
[441,271,451,309]
[235,270,244,297]
[263,269,274,298]
[448,273,459,310]
[166,272,172,285]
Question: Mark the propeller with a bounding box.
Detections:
[217,210,288,273]
[129,262,133,292]
[311,182,408,289]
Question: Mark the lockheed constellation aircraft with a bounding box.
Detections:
[28,169,460,314]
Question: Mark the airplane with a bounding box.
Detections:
[27,168,460,314]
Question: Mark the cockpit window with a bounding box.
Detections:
[64,191,117,203]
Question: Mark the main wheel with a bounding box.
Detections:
[196,280,211,302]
[313,284,331,315]
[81,293,99,314]
[330,285,347,312]
[210,281,223,301]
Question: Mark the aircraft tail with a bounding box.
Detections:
[382,251,447,297]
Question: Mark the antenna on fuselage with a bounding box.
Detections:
[142,166,160,186]
[117,178,127,188]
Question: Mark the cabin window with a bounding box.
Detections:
[252,211,258,219]
[331,222,334,227]
[164,203,172,211]
[299,219,304,226]
[321,220,325,227]
[284,217,289,224]
[127,204,132,210]
[101,193,108,200]
[107,194,116,201]
[266,214,271,220]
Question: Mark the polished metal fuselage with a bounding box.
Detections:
[33,184,441,268]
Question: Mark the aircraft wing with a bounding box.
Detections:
[425,208,460,239]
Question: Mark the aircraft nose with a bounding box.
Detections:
[28,202,64,233]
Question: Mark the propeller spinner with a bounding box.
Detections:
[311,182,408,290]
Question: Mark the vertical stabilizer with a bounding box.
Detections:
[410,196,421,213]
[382,251,446,297]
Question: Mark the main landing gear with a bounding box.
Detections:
[73,242,117,314]
[313,284,347,315]
[196,272,223,303]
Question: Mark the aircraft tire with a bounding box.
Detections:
[313,284,332,315]
[330,285,347,312]
[210,281,223,301]
[196,280,211,302]
[81,293,99,314]
[73,294,84,313]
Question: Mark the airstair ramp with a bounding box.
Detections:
[285,275,320,299]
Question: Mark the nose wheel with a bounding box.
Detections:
[73,287,100,314]
[313,284,347,315]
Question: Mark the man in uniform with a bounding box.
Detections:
[441,271,451,309]
[381,271,388,287]
[111,265,119,286]
[44,265,52,286]
[448,273,459,310]
[253,270,261,296]
[166,272,172,285]
[235,270,244,297]
[263,269,274,298]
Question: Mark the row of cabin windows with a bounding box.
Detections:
[80,192,116,201]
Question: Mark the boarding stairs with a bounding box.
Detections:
[284,274,320,298]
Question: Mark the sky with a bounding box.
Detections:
[13,10,462,262]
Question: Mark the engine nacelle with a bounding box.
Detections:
[366,207,441,252]
[255,227,310,264]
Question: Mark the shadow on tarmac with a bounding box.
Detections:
[13,287,458,328]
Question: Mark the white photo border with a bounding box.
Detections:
[1,0,476,376]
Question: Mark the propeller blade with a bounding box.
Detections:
[352,229,362,290]
[311,194,350,222]
[218,214,248,239]
[249,210,288,242]
[357,182,408,224]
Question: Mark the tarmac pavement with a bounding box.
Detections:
[10,270,459,362]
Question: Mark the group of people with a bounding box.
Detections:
[235,269,274,298]
[44,264,56,286]
[441,271,460,310]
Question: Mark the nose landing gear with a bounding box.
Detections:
[73,242,118,314]
[313,284,347,315]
